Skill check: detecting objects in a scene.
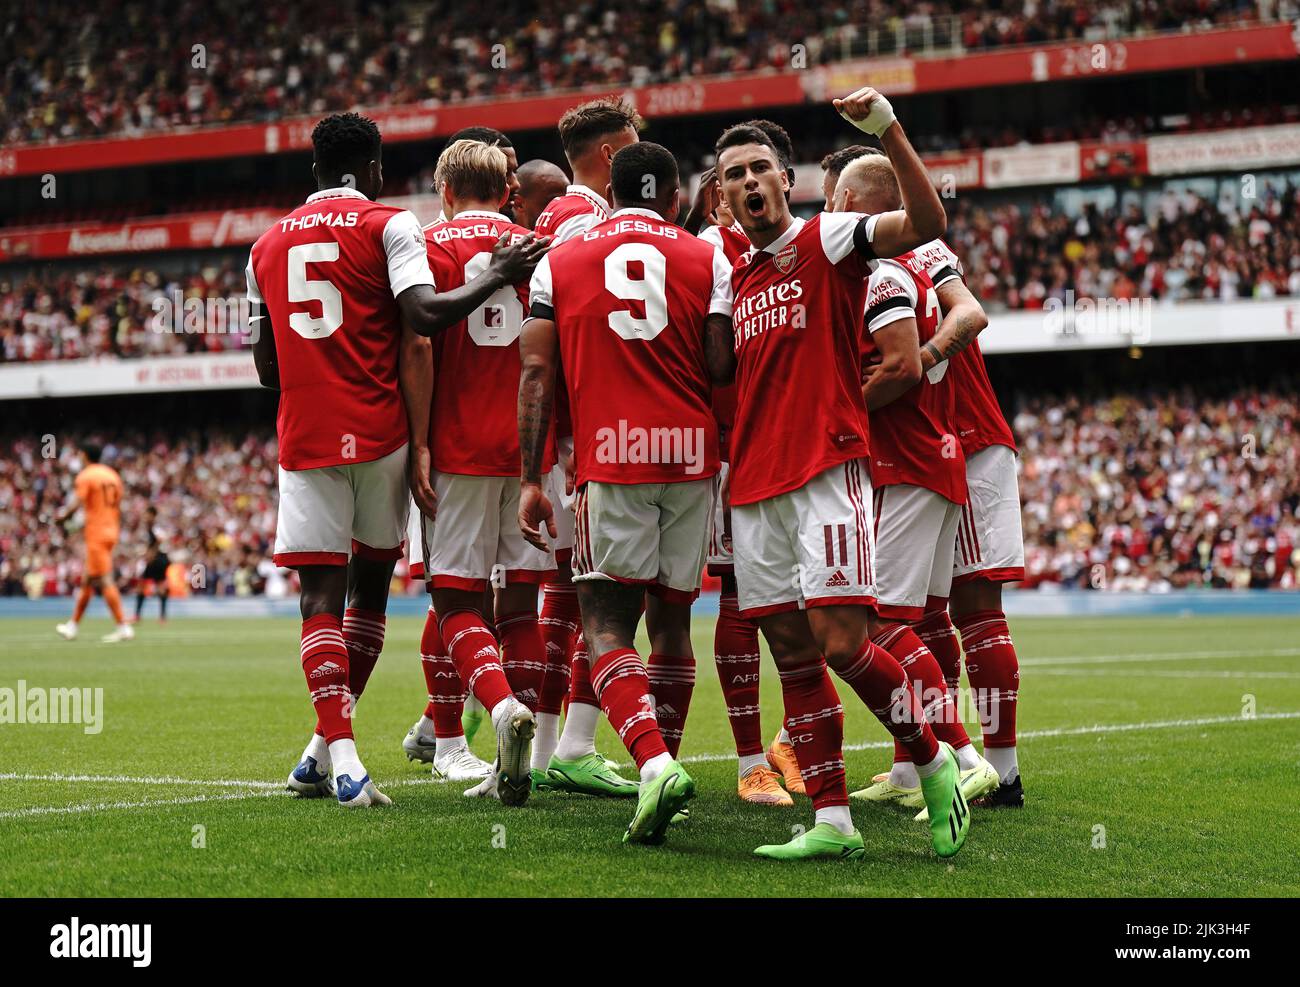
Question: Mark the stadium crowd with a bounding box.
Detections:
[0,258,250,362]
[0,428,281,599]
[2,384,1297,597]
[1016,388,1300,590]
[946,179,1300,309]
[2,0,1277,144]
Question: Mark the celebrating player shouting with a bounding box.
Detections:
[247,113,546,808]
[715,89,972,860]
[518,141,735,844]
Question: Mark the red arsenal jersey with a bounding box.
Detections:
[528,207,730,486]
[862,253,967,505]
[426,209,554,476]
[728,212,880,506]
[699,221,751,265]
[533,185,610,439]
[912,239,1016,456]
[247,187,434,471]
[697,224,750,462]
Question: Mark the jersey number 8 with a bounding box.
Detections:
[465,252,524,346]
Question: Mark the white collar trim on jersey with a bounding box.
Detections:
[760,216,805,254]
[306,186,370,203]
[610,207,664,220]
[454,209,511,222]
[566,184,610,213]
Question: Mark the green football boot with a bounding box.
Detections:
[623,760,695,845]
[461,698,486,744]
[546,752,639,797]
[753,822,866,861]
[919,742,971,858]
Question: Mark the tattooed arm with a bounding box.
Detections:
[922,278,990,372]
[517,315,559,551]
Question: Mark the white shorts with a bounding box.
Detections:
[572,477,714,603]
[545,461,576,563]
[420,472,556,591]
[274,443,409,567]
[406,499,426,578]
[732,458,876,618]
[873,484,961,619]
[706,462,733,574]
[952,444,1025,585]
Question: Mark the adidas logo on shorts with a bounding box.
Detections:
[824,570,850,588]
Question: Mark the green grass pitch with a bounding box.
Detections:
[2,613,1298,897]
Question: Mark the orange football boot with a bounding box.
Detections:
[738,765,794,806]
[766,734,806,796]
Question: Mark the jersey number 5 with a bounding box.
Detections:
[604,243,667,341]
[287,242,343,339]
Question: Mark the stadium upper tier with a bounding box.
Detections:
[3,172,1297,366]
[3,383,1296,597]
[0,1,1291,169]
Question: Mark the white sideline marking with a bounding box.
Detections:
[674,710,1300,767]
[1031,668,1300,680]
[4,711,1298,820]
[0,772,283,788]
[1020,647,1300,667]
[0,789,284,820]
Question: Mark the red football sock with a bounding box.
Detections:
[342,607,385,699]
[714,593,763,757]
[590,646,666,769]
[497,610,546,712]
[776,661,847,810]
[438,608,512,713]
[537,581,578,715]
[419,606,465,737]
[568,626,599,709]
[647,652,694,758]
[954,610,1020,750]
[873,622,970,763]
[835,635,941,768]
[915,607,962,695]
[72,584,92,622]
[300,613,352,743]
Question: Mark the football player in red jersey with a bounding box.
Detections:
[716,89,971,860]
[691,165,799,806]
[246,113,547,808]
[514,159,570,232]
[406,139,560,804]
[529,98,643,797]
[836,156,1026,809]
[518,141,736,843]
[829,155,1000,816]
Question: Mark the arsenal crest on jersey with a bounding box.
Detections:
[773,243,797,274]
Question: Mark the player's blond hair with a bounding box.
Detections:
[836,154,901,213]
[435,139,509,204]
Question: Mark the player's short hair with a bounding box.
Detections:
[837,154,901,211]
[448,126,512,149]
[610,142,679,208]
[821,144,881,179]
[557,97,643,161]
[311,113,382,175]
[435,139,509,203]
[739,119,795,171]
[714,124,779,165]
[81,442,103,464]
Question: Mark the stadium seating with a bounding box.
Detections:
[2,0,1268,143]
